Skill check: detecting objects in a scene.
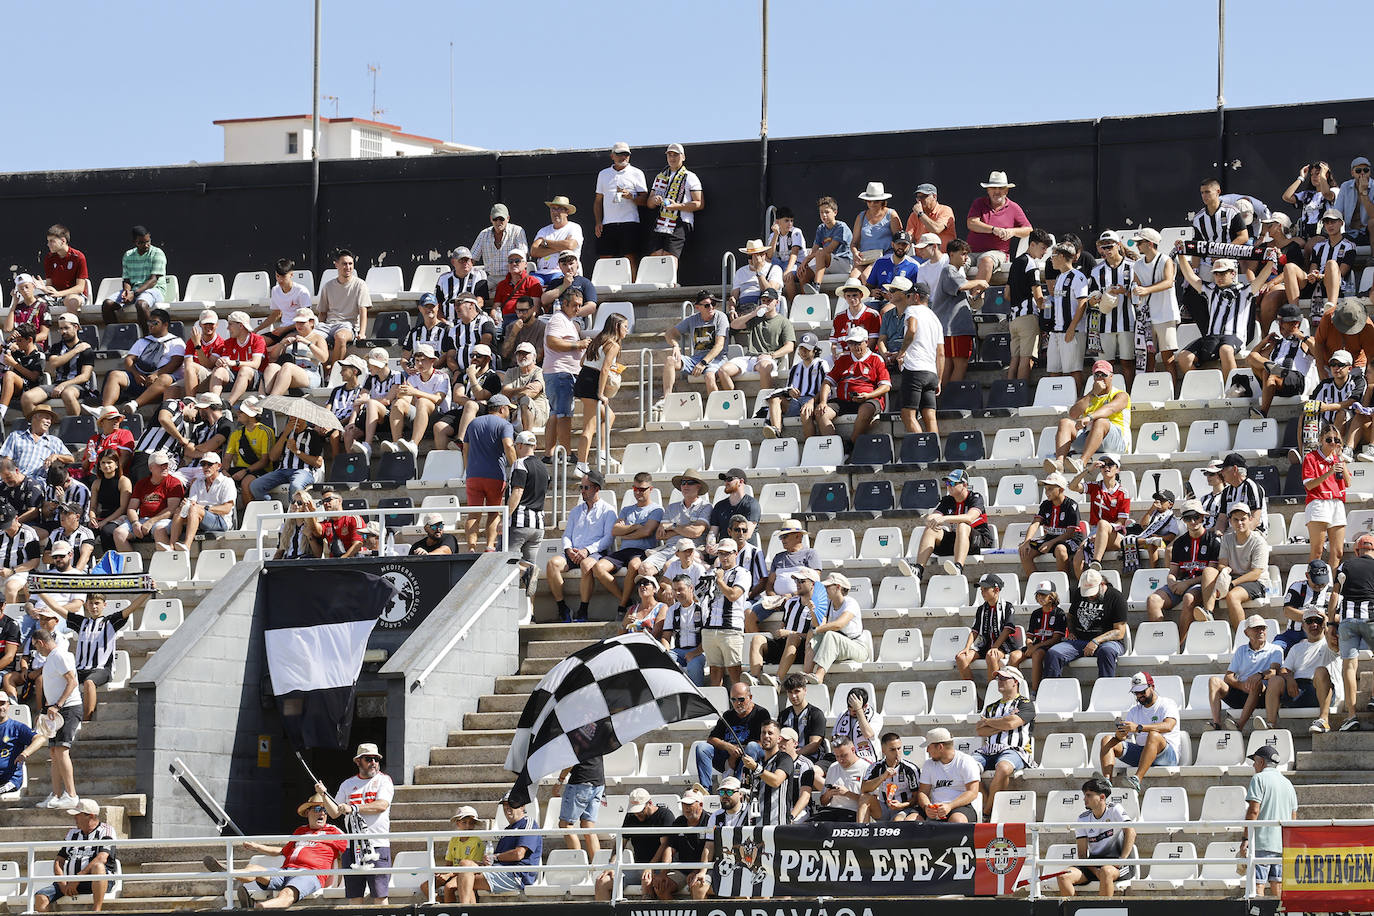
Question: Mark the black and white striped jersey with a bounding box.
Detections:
[1045,269,1089,333]
[1089,259,1135,333]
[1202,282,1254,339]
[402,321,456,356]
[1192,203,1246,244]
[784,360,825,399]
[135,400,189,460]
[1313,373,1367,424]
[451,316,497,372]
[1336,556,1374,620]
[0,524,41,568]
[70,611,128,671]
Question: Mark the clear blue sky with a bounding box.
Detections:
[1,0,1360,173]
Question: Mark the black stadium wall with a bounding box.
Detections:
[2,98,1373,288]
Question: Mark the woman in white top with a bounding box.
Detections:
[262,309,330,395]
[573,313,626,468]
[804,572,871,683]
[387,344,451,457]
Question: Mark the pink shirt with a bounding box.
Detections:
[967,197,1030,255]
[543,311,583,376]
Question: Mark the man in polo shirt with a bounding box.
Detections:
[907,183,956,250]
[966,171,1032,288]
[0,405,73,480]
[101,225,172,333]
[495,249,545,319]
[816,327,890,439]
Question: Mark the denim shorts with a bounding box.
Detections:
[1120,742,1179,767]
[263,872,322,900]
[972,748,1030,772]
[1254,851,1282,884]
[559,782,604,824]
[547,371,576,418]
[682,352,726,375]
[1338,618,1374,659]
[200,510,232,532]
[1073,423,1128,454]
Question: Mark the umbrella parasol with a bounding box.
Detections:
[254,395,343,433]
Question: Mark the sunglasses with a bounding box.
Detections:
[1306,619,1324,626]
[1182,514,1204,522]
[1324,437,1341,444]
[579,485,597,491]
[360,755,381,762]
[1093,372,1111,379]
[632,485,651,492]
[309,806,326,813]
[730,696,749,704]
[719,788,737,797]
[492,216,507,222]
[1357,168,1371,174]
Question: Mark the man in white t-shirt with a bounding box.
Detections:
[594,142,648,271]
[100,307,187,412]
[1128,228,1179,373]
[31,626,83,808]
[913,234,949,295]
[816,737,868,823]
[917,727,981,823]
[318,743,395,905]
[1098,671,1181,793]
[529,196,584,285]
[895,278,945,436]
[1268,610,1340,734]
[255,258,314,343]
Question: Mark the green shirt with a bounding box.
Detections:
[1246,765,1297,852]
[735,313,795,358]
[122,245,171,298]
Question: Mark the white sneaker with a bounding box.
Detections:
[123,400,140,416]
[54,793,79,809]
[380,440,399,453]
[0,781,17,795]
[398,439,418,458]
[82,404,104,418]
[39,793,61,808]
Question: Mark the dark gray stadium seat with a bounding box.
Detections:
[936,381,981,417]
[846,434,893,468]
[807,481,849,515]
[897,432,941,465]
[98,323,139,355]
[57,414,94,447]
[974,333,1010,369]
[853,480,895,512]
[379,496,414,529]
[327,453,370,486]
[900,479,940,511]
[986,379,1030,413]
[943,430,986,464]
[376,452,417,486]
[360,311,412,347]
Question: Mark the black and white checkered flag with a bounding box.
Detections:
[503,632,716,806]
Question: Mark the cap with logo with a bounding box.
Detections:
[1129,671,1155,693]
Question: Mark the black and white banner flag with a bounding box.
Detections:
[262,566,398,749]
[504,633,717,806]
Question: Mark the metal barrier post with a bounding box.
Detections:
[638,346,653,430]
[1244,823,1256,898]
[611,844,624,903]
[24,845,34,914]
[763,204,777,241]
[1026,824,1041,900]
[223,837,235,908]
[424,834,436,904]
[552,445,569,527]
[597,401,609,476]
[721,252,736,303]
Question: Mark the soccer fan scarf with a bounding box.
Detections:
[653,166,690,233]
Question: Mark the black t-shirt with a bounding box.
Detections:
[709,704,770,747]
[1066,585,1128,640]
[1007,253,1042,315]
[621,806,675,863]
[0,616,20,671]
[1034,498,1080,538]
[567,754,604,786]
[1,478,44,515]
[1170,532,1221,578]
[5,347,45,384]
[507,456,549,523]
[709,495,761,532]
[1337,555,1374,602]
[1274,240,1309,273]
[668,815,708,863]
[414,532,460,553]
[934,490,987,529]
[778,703,828,761]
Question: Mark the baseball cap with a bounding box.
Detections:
[779,726,799,743]
[611,141,631,154]
[490,203,509,219]
[845,326,869,342]
[892,230,912,244]
[1308,559,1331,584]
[715,538,738,553]
[199,308,219,324]
[1244,613,1268,630]
[675,538,695,552]
[1129,671,1155,693]
[558,250,578,262]
[667,143,685,156]
[1135,227,1162,245]
[760,287,780,301]
[1329,349,1354,366]
[515,430,537,446]
[1179,499,1206,518]
[66,798,100,816]
[914,232,942,249]
[1353,157,1371,169]
[798,333,822,352]
[1221,452,1248,469]
[1212,258,1238,272]
[1277,303,1302,323]
[1098,230,1122,244]
[471,343,493,359]
[1248,745,1280,764]
[1227,501,1253,516]
[294,307,317,322]
[448,246,473,260]
[822,572,851,589]
[1153,489,1177,504]
[791,566,819,582]
[1091,359,1114,376]
[55,312,79,326]
[915,183,937,196]
[1041,472,1069,489]
[1098,453,1119,467]
[237,401,262,418]
[198,452,221,465]
[450,805,480,824]
[417,292,438,308]
[1261,211,1292,231]
[227,310,252,327]
[911,280,931,298]
[1033,580,1058,595]
[1303,607,1327,621]
[627,787,652,813]
[925,727,953,745]
[1078,568,1104,597]
[942,468,968,486]
[191,392,223,409]
[338,354,367,374]
[583,467,605,488]
[977,573,1004,589]
[994,667,1023,682]
[507,248,527,261]
[48,541,72,557]
[515,341,536,355]
[12,273,35,287]
[487,393,512,409]
[718,776,742,791]
[367,347,390,369]
[719,467,748,482]
[1322,207,1344,221]
[679,788,705,805]
[148,450,171,467]
[412,343,437,359]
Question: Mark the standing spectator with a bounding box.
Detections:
[505,431,548,594]
[1206,502,1273,630]
[111,452,183,551]
[663,291,728,396]
[40,225,90,313]
[555,753,604,865]
[1007,229,1050,381]
[1055,778,1136,898]
[529,197,585,285]
[31,626,81,807]
[462,394,515,554]
[1331,532,1374,732]
[727,239,784,311]
[695,682,766,788]
[248,417,324,502]
[99,308,186,413]
[594,142,648,269]
[1269,610,1339,732]
[816,737,868,822]
[795,196,852,291]
[957,574,1020,682]
[22,313,94,419]
[1208,614,1284,731]
[896,280,944,435]
[767,207,807,299]
[574,314,627,470]
[932,240,984,383]
[1042,243,1090,388]
[849,182,902,283]
[433,342,498,451]
[966,171,1032,289]
[1174,254,1273,382]
[1129,227,1180,374]
[316,249,371,370]
[542,291,587,460]
[547,470,616,622]
[702,538,751,686]
[1019,472,1083,579]
[592,789,675,901]
[776,671,828,764]
[1303,422,1348,568]
[815,328,890,439]
[644,144,704,262]
[661,573,707,686]
[1331,157,1372,244]
[1241,745,1298,899]
[32,799,118,913]
[857,731,922,823]
[315,744,395,906]
[471,204,529,281]
[591,471,662,611]
[100,225,171,333]
[720,290,794,393]
[917,727,981,823]
[907,183,956,250]
[974,669,1036,820]
[493,250,545,319]
[803,573,869,685]
[451,793,541,904]
[1043,569,1128,680]
[1020,581,1068,690]
[912,468,992,578]
[1087,231,1138,388]
[1047,360,1132,472]
[1098,671,1182,793]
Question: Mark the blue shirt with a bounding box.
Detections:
[1229,642,1284,681]
[0,430,72,480]
[562,498,617,555]
[813,222,852,259]
[0,717,36,787]
[867,255,921,290]
[463,414,514,481]
[617,503,664,551]
[497,815,542,886]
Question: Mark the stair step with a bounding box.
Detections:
[518,657,561,676]
[445,729,516,748]
[1299,803,1374,819]
[426,745,511,765]
[461,711,522,730]
[524,639,599,659]
[394,781,507,801]
[1297,750,1374,769]
[390,798,509,819]
[518,622,616,647]
[494,675,543,695]
[48,895,225,912]
[1297,782,1374,802]
[413,763,513,784]
[477,694,530,713]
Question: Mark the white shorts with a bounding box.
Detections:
[1153,320,1179,351]
[1046,332,1085,374]
[726,355,762,374]
[1306,498,1347,527]
[1097,331,1135,361]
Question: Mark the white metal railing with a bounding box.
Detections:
[720,251,736,303]
[1,818,1356,909]
[254,504,510,559]
[637,345,654,430]
[551,445,570,528]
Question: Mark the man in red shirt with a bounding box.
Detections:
[1070,454,1132,574]
[816,327,890,439]
[206,792,348,909]
[831,279,881,359]
[80,407,135,477]
[41,224,90,312]
[200,311,267,405]
[114,451,184,550]
[965,170,1033,288]
[493,250,544,317]
[309,490,364,558]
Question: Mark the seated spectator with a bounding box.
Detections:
[39,225,90,315]
[1209,614,1284,731]
[79,408,133,480]
[974,668,1036,820]
[1018,580,1067,690]
[957,574,1020,682]
[0,457,46,534]
[634,470,711,582]
[1269,610,1339,733]
[1309,208,1359,305]
[706,470,759,549]
[1069,455,1130,575]
[63,590,148,720]
[32,798,118,913]
[1330,533,1374,732]
[529,196,584,286]
[425,806,484,904]
[1,404,73,480]
[895,279,943,435]
[646,787,707,901]
[0,693,46,795]
[913,468,992,578]
[471,203,527,282]
[46,501,95,571]
[493,248,545,319]
[804,573,870,685]
[1125,490,1183,571]
[210,792,347,909]
[111,453,183,553]
[1250,219,1312,344]
[966,171,1031,289]
[874,282,905,379]
[1206,502,1273,630]
[409,513,459,556]
[248,417,325,502]
[592,472,662,612]
[501,342,549,434]
[702,775,750,841]
[500,297,545,366]
[621,576,666,635]
[593,789,676,902]
[1043,569,1128,680]
[1145,500,1221,644]
[1047,360,1132,472]
[1306,349,1369,459]
[1313,302,1374,382]
[746,566,819,685]
[906,182,956,250]
[727,239,783,312]
[316,249,371,369]
[225,401,274,503]
[275,493,321,560]
[1285,160,1338,242]
[100,308,186,414]
[866,230,921,295]
[720,290,793,394]
[849,182,902,283]
[815,736,868,822]
[253,258,313,344]
[1302,422,1348,568]
[917,727,981,824]
[22,313,94,419]
[448,293,498,377]
[547,470,616,623]
[574,314,627,469]
[538,253,598,322]
[831,279,880,359]
[196,311,266,405]
[816,327,890,439]
[165,452,235,551]
[463,394,516,554]
[695,682,766,788]
[88,451,131,552]
[663,291,728,396]
[384,343,450,458]
[261,310,330,397]
[661,573,706,686]
[100,225,171,333]
[794,196,852,292]
[1042,243,1090,388]
[857,731,922,823]
[0,323,46,426]
[767,207,806,298]
[830,684,881,765]
[746,519,820,629]
[764,332,824,440]
[41,464,90,527]
[1174,254,1273,381]
[1055,777,1136,898]
[1278,559,1330,653]
[1216,453,1269,539]
[932,240,983,383]
[1099,671,1182,793]
[309,491,364,559]
[176,394,232,485]
[1019,472,1083,579]
[434,344,499,452]
[402,294,456,368]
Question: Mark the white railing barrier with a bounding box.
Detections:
[637,344,654,431]
[3,819,1363,908]
[551,444,570,528]
[254,504,510,559]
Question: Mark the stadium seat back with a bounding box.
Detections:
[1130,371,1175,403]
[229,270,270,301]
[660,440,706,474]
[898,432,941,464]
[813,527,856,561]
[880,679,928,716]
[57,414,94,447]
[938,380,982,412]
[990,427,1036,461]
[1199,785,1247,821]
[1086,677,1134,712]
[1193,730,1245,768]
[849,434,894,466]
[808,482,850,514]
[408,264,445,293]
[183,273,226,302]
[591,259,632,288]
[635,256,677,287]
[943,430,985,463]
[976,334,1010,368]
[859,526,903,559]
[638,742,684,778]
[1032,377,1078,409]
[755,437,800,470]
[418,450,465,484]
[1141,787,1190,824]
[758,483,801,517]
[100,323,139,353]
[1184,419,1232,455]
[1035,679,1084,716]
[989,791,1035,823]
[926,626,970,662]
[658,393,703,425]
[799,435,844,469]
[370,310,412,343]
[376,452,416,485]
[590,300,635,335]
[994,474,1038,509]
[704,391,747,425]
[1036,732,1088,770]
[927,679,977,716]
[874,575,920,609]
[1128,568,1169,603]
[787,293,831,327]
[379,496,414,530]
[923,577,970,611]
[363,266,404,296]
[1245,729,1294,771]
[877,630,925,666]
[707,437,753,471]
[1178,368,1224,401]
[853,481,895,512]
[1232,418,1278,452]
[985,379,1030,411]
[1131,621,1179,657]
[899,479,940,510]
[1134,421,1180,456]
[1143,842,1197,882]
[327,453,370,485]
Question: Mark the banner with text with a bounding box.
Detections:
[711,821,1028,898]
[1283,825,1374,911]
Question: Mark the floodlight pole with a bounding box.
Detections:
[759,0,769,217]
[310,0,322,273]
[1216,0,1226,185]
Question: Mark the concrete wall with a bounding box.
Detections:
[380,552,525,783]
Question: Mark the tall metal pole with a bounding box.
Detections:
[310,0,322,273]
[759,0,769,218]
[449,42,455,142]
[1216,0,1226,185]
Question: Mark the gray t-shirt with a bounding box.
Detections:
[1220,531,1272,592]
[931,263,975,336]
[618,503,664,551]
[675,311,730,356]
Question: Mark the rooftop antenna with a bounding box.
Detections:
[322,95,339,117]
[367,63,384,119]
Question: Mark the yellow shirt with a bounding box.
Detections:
[1085,386,1131,448]
[445,835,483,865]
[226,424,275,470]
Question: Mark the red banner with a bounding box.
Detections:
[1283,825,1374,910]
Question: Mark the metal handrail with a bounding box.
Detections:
[409,560,520,692]
[763,204,777,241]
[254,504,510,559]
[551,444,569,527]
[637,345,654,431]
[721,250,736,303]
